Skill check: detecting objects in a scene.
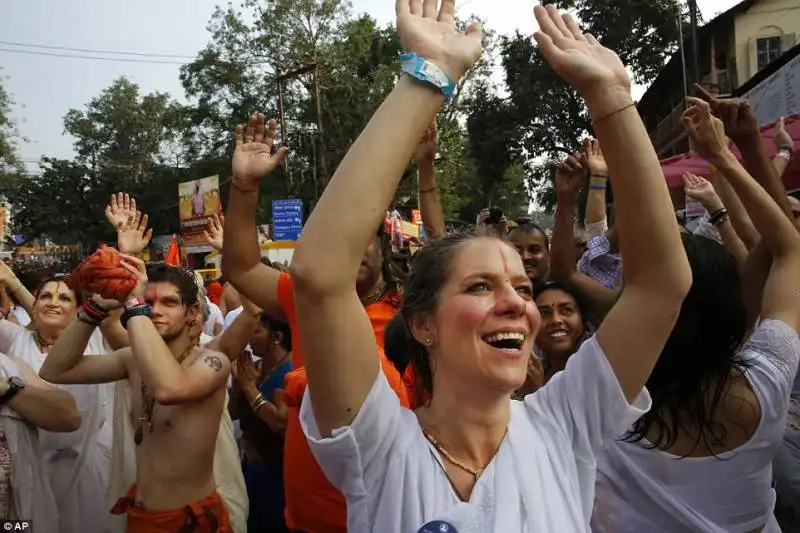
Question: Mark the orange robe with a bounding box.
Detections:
[111,484,231,532]
[278,273,407,533]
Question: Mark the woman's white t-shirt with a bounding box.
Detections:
[593,319,800,533]
[301,336,650,533]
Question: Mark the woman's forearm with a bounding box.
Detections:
[292,76,444,294]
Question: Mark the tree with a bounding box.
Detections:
[181,0,499,222]
[502,0,685,212]
[0,80,23,203]
[11,79,189,245]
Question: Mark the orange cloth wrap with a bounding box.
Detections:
[111,483,231,533]
[276,273,407,532]
[65,246,138,301]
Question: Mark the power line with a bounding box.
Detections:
[0,47,188,65]
[0,40,194,60]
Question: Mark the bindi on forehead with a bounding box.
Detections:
[145,284,179,303]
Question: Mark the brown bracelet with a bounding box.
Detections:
[419,186,438,194]
[231,181,259,194]
[591,102,636,125]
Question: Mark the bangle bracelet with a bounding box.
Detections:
[7,284,21,294]
[231,181,259,194]
[776,150,792,161]
[419,186,438,194]
[590,174,609,179]
[77,312,101,327]
[250,393,265,410]
[709,208,728,226]
[591,102,636,125]
[711,213,730,227]
[589,184,607,191]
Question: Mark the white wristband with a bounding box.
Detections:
[776,150,792,161]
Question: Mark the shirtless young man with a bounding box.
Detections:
[40,260,232,532]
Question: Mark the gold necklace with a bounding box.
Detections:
[135,344,195,446]
[420,426,507,480]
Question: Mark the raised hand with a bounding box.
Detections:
[235,356,259,387]
[774,116,795,153]
[202,213,224,251]
[682,173,721,209]
[693,83,759,141]
[105,193,137,230]
[415,120,439,162]
[396,0,483,81]
[231,114,288,193]
[554,153,584,204]
[582,138,608,177]
[682,97,731,164]
[0,262,15,285]
[119,254,148,300]
[117,211,153,255]
[533,5,630,101]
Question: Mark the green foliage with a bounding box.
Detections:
[6,0,683,245]
[0,81,23,203]
[502,0,684,212]
[11,78,189,245]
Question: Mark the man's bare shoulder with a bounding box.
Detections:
[193,348,231,376]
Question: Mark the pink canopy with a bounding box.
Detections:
[660,114,800,193]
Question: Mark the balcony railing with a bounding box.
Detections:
[651,102,686,148]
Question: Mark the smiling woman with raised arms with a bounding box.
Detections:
[288,2,692,531]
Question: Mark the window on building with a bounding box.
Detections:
[757,36,782,70]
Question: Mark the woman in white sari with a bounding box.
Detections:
[0,271,121,533]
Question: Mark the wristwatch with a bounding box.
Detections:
[122,304,152,330]
[0,376,26,405]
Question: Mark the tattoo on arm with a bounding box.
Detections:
[204,355,223,372]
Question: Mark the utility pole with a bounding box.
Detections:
[277,63,316,195]
[312,63,329,195]
[277,76,291,187]
[688,0,700,85]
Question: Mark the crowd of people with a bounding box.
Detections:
[0,2,798,532]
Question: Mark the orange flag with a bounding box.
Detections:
[165,235,181,266]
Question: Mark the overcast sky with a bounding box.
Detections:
[0,0,741,169]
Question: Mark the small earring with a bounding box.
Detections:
[425,338,432,346]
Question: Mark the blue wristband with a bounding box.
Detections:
[399,52,457,101]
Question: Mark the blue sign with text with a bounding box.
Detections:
[272,198,304,241]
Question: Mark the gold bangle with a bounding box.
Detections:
[253,400,268,412]
[250,393,265,410]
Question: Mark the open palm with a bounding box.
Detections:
[396,0,483,81]
[682,173,718,205]
[533,5,629,96]
[231,114,287,192]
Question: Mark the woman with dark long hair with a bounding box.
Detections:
[592,98,800,532]
[287,3,691,531]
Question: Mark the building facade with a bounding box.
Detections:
[638,0,800,158]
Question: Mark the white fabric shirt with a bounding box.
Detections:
[0,322,113,533]
[8,307,30,327]
[301,336,650,533]
[204,298,224,337]
[223,306,243,331]
[593,319,800,533]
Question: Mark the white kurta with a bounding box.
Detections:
[0,323,112,533]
